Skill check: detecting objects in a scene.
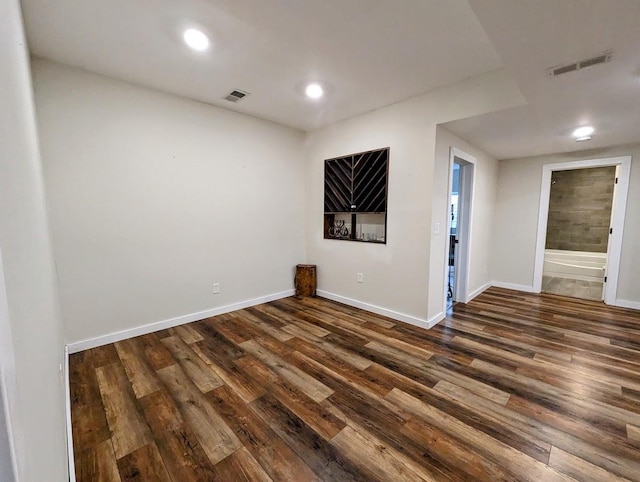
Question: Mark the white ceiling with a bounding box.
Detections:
[444,0,640,159]
[21,0,503,131]
[22,0,640,157]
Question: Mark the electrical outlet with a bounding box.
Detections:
[357,273,363,283]
[213,283,220,294]
[433,222,441,235]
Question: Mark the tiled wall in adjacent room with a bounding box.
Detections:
[545,166,616,253]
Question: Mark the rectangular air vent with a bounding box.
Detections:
[547,50,612,77]
[223,89,250,103]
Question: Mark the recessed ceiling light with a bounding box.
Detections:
[572,126,594,138]
[305,83,324,99]
[575,136,592,142]
[183,28,210,52]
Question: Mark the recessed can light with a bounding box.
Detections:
[183,28,210,52]
[572,126,594,138]
[575,136,592,142]
[305,83,324,99]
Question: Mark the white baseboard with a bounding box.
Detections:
[316,290,440,330]
[64,346,76,482]
[67,289,295,353]
[491,281,537,293]
[465,282,492,303]
[613,299,640,311]
[426,311,446,328]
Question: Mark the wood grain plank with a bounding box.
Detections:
[235,355,346,440]
[233,309,295,343]
[286,319,331,338]
[74,440,121,482]
[207,384,319,481]
[135,333,176,371]
[400,418,516,481]
[70,352,112,453]
[156,364,242,465]
[138,390,218,481]
[627,424,640,442]
[436,379,640,479]
[95,363,153,459]
[190,341,265,403]
[207,446,273,482]
[161,335,223,393]
[240,339,333,402]
[330,424,439,482]
[116,443,171,482]
[114,339,160,399]
[548,445,629,482]
[71,290,640,481]
[365,339,432,368]
[170,323,204,344]
[472,358,640,427]
[249,393,363,482]
[282,322,372,369]
[385,388,571,482]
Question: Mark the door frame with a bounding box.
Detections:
[443,147,476,310]
[533,156,631,305]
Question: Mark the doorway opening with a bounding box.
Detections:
[534,156,631,305]
[445,148,476,312]
[542,166,615,301]
[447,164,460,309]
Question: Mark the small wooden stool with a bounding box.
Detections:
[295,264,317,297]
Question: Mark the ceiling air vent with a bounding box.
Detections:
[223,89,250,103]
[547,50,612,77]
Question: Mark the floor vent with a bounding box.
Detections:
[547,50,612,77]
[224,89,250,103]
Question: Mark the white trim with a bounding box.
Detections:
[0,247,18,482]
[426,311,446,328]
[441,151,456,317]
[67,290,295,353]
[442,147,477,315]
[316,290,441,329]
[457,160,476,303]
[64,346,75,482]
[0,370,18,482]
[491,281,537,293]
[533,156,631,305]
[465,282,492,303]
[614,299,640,311]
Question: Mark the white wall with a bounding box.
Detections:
[0,253,16,482]
[0,2,68,480]
[429,126,498,319]
[493,144,640,304]
[33,59,307,345]
[304,69,525,325]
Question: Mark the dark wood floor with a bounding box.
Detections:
[70,287,640,481]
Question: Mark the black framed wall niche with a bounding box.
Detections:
[323,147,389,243]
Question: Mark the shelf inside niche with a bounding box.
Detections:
[323,212,386,243]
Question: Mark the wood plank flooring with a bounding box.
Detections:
[70,287,640,481]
